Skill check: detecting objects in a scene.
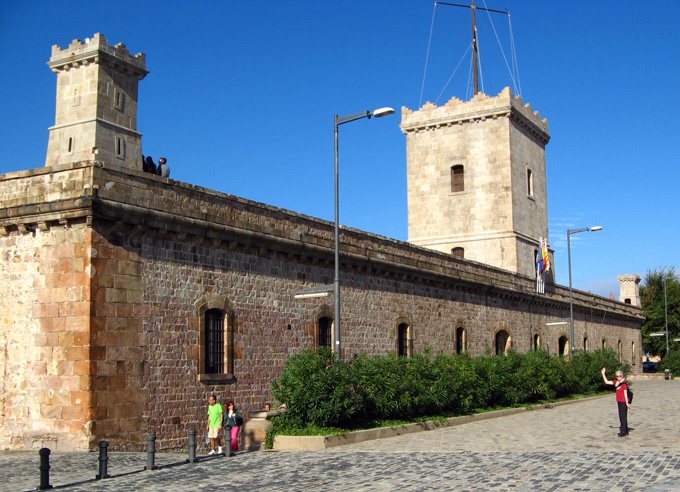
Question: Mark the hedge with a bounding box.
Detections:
[270,347,628,431]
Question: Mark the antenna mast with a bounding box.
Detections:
[436,1,509,96]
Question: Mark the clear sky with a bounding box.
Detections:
[1,1,678,298]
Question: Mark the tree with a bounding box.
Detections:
[639,267,679,357]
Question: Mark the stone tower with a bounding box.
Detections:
[400,87,552,279]
[45,33,148,169]
[618,274,641,307]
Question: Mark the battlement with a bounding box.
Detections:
[48,33,147,79]
[401,87,549,143]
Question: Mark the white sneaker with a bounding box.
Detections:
[217,446,223,454]
[208,450,216,455]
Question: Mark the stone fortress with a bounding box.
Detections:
[0,34,643,452]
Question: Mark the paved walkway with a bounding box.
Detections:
[2,380,679,491]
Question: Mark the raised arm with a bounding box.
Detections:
[601,367,614,385]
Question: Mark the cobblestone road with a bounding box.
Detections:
[2,379,679,491]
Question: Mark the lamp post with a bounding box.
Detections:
[663,275,680,356]
[567,226,602,356]
[333,107,395,358]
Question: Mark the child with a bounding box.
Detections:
[206,395,224,455]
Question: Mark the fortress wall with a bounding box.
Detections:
[0,162,644,450]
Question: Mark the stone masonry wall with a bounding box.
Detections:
[0,161,643,451]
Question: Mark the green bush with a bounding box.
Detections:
[658,350,680,377]
[268,345,619,443]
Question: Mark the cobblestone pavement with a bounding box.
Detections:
[2,380,679,491]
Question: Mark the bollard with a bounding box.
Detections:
[37,447,53,490]
[187,430,197,463]
[95,441,110,479]
[225,426,232,457]
[665,369,671,380]
[146,433,157,471]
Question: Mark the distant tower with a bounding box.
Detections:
[45,33,148,169]
[618,274,641,307]
[400,88,552,279]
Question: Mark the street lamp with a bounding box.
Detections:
[567,226,602,356]
[663,275,680,356]
[333,107,395,358]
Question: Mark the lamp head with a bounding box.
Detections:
[371,107,395,118]
[590,226,603,231]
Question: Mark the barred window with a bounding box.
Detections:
[318,316,332,348]
[398,323,409,357]
[205,309,225,374]
[456,327,466,354]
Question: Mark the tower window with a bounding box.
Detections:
[116,137,125,159]
[452,247,464,259]
[114,89,124,110]
[451,165,464,192]
[67,137,74,155]
[527,168,534,197]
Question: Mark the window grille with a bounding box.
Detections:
[205,309,225,374]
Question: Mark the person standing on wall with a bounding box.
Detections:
[156,157,170,177]
[601,367,632,437]
[206,395,224,455]
[224,400,243,455]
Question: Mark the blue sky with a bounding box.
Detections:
[1,1,678,297]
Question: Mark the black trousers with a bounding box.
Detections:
[617,401,628,434]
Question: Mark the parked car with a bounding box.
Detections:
[643,360,658,373]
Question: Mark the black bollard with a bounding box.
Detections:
[146,433,157,470]
[95,441,110,479]
[37,447,53,490]
[187,430,197,463]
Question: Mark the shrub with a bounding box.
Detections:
[269,346,616,434]
[658,350,680,377]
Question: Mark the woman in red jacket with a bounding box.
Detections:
[601,367,631,437]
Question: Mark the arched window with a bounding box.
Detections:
[624,298,631,304]
[617,340,622,360]
[197,296,235,383]
[631,342,636,366]
[583,337,589,352]
[456,327,467,354]
[318,316,332,348]
[205,309,225,374]
[602,338,607,349]
[398,323,409,357]
[495,330,510,355]
[527,168,534,196]
[558,336,569,356]
[533,334,541,350]
[451,165,464,192]
[452,247,464,259]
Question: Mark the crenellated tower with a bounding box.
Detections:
[45,33,148,169]
[401,87,553,279]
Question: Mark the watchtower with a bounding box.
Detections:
[400,87,553,279]
[45,33,148,169]
[618,274,641,307]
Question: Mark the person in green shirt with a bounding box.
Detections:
[206,395,224,455]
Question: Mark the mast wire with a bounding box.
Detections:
[419,2,439,109]
[435,44,472,105]
[481,0,517,95]
[508,14,522,96]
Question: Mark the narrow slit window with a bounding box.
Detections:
[527,168,534,197]
[115,137,125,159]
[451,165,464,192]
